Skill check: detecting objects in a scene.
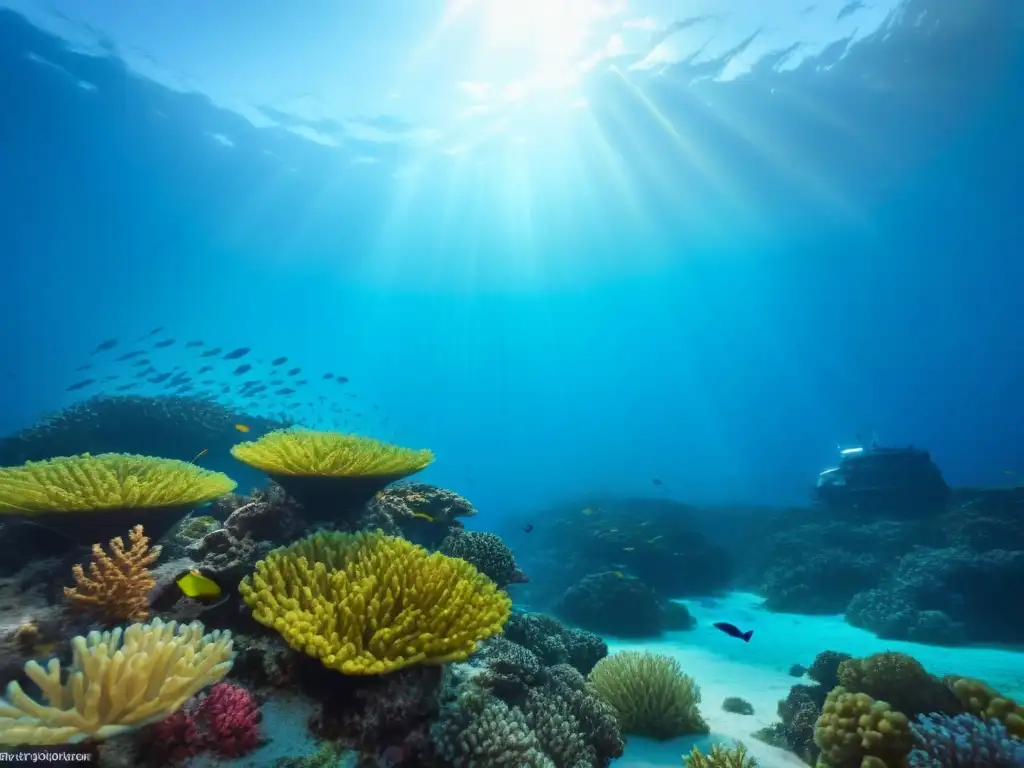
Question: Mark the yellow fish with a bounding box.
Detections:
[613,571,625,579]
[647,535,663,543]
[235,424,250,433]
[622,547,635,552]
[190,448,209,462]
[176,570,222,600]
[410,511,436,523]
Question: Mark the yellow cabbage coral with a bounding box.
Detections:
[588,651,708,739]
[230,428,433,477]
[0,453,236,543]
[0,618,233,745]
[944,675,1024,740]
[230,429,434,521]
[238,530,510,675]
[814,686,912,768]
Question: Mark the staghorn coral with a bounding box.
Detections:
[909,712,1024,767]
[943,675,1024,740]
[64,524,161,623]
[684,742,758,768]
[588,651,708,740]
[0,618,234,745]
[440,529,528,588]
[239,530,511,675]
[837,652,963,720]
[231,429,433,521]
[814,686,913,768]
[0,453,236,543]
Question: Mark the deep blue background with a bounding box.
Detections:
[1,2,1021,517]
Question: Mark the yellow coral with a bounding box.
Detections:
[944,675,1024,740]
[837,652,960,719]
[588,651,708,739]
[64,524,161,623]
[684,742,758,768]
[0,453,236,512]
[238,530,510,675]
[0,618,233,745]
[230,428,433,477]
[814,687,912,768]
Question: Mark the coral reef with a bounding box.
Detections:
[814,687,913,768]
[362,482,477,546]
[908,713,1024,767]
[588,651,708,740]
[0,452,236,543]
[0,618,234,745]
[752,650,851,765]
[556,571,670,637]
[0,394,290,467]
[440,529,528,588]
[433,636,624,767]
[64,524,161,623]
[230,428,433,521]
[239,530,511,674]
[723,697,754,715]
[836,652,963,720]
[501,611,608,675]
[684,743,758,768]
[943,676,1024,740]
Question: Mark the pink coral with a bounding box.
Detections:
[199,682,262,756]
[148,709,204,763]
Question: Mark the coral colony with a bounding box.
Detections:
[0,411,1020,767]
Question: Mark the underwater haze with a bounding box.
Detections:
[1,0,1021,514]
[2,2,1024,767]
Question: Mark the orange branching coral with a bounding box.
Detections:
[64,525,161,622]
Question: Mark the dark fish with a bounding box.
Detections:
[271,357,288,366]
[233,364,252,375]
[185,340,204,348]
[789,664,808,677]
[74,364,92,371]
[154,339,175,348]
[104,375,119,381]
[115,350,145,361]
[323,373,334,379]
[200,379,215,385]
[270,380,283,385]
[200,347,222,357]
[223,347,250,360]
[150,373,171,383]
[287,368,301,376]
[275,388,296,395]
[523,524,534,533]
[296,379,308,385]
[198,365,213,374]
[115,383,137,391]
[652,477,663,486]
[132,359,151,367]
[92,339,117,354]
[134,327,163,341]
[713,622,753,642]
[66,379,95,391]
[337,376,349,384]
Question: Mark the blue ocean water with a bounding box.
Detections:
[0,1,1022,767]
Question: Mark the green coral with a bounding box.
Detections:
[814,686,912,768]
[943,675,1024,740]
[836,651,962,719]
[588,651,708,740]
[684,742,758,768]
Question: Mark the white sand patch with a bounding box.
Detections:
[603,591,1024,767]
